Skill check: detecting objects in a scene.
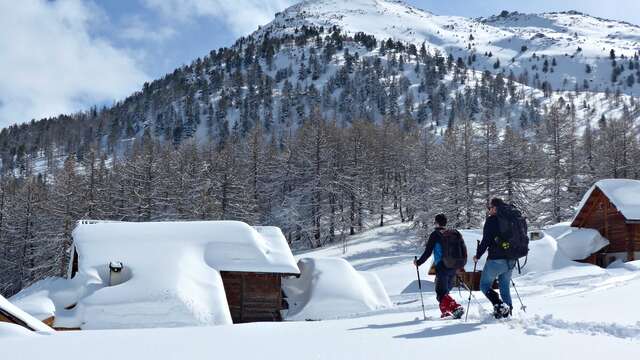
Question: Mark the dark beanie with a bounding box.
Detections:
[490,198,505,208]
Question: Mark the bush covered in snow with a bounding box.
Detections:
[283,257,392,320]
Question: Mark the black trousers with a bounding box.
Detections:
[434,262,457,302]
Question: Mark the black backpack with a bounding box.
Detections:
[496,204,530,261]
[439,229,468,270]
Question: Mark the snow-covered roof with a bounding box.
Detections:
[72,220,300,275]
[9,221,299,330]
[0,295,53,332]
[574,179,640,221]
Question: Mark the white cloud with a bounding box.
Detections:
[118,15,177,43]
[0,0,148,127]
[143,0,295,36]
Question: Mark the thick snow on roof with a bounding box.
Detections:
[72,221,300,274]
[64,221,297,329]
[575,179,640,221]
[282,257,392,320]
[544,222,609,260]
[12,220,298,329]
[0,294,53,332]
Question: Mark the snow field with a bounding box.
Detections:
[4,219,640,359]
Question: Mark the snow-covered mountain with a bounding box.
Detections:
[259,0,640,94]
[3,0,640,164]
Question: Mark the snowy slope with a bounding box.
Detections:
[4,220,640,358]
[2,312,640,360]
[257,0,640,95]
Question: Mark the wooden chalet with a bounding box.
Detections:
[54,220,301,329]
[571,179,640,267]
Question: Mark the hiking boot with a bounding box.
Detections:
[493,303,511,319]
[452,306,464,319]
[441,294,462,312]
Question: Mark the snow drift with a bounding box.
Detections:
[0,323,37,338]
[544,222,609,260]
[283,257,392,320]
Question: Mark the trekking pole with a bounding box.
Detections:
[511,279,527,312]
[464,261,477,322]
[414,256,427,321]
[457,275,484,309]
[464,239,481,321]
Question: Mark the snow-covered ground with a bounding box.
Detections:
[3,220,640,358]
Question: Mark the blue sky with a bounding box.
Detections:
[1,0,639,127]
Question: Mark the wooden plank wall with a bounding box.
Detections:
[629,224,640,261]
[575,189,629,253]
[220,272,283,323]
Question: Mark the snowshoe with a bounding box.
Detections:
[451,306,464,319]
[492,303,511,319]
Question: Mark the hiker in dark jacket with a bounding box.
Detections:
[414,214,465,318]
[473,198,515,319]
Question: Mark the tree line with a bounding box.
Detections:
[2,95,639,297]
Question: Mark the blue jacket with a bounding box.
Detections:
[416,227,445,267]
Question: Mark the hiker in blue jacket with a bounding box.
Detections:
[414,214,465,318]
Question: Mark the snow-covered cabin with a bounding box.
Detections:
[0,294,54,333]
[52,220,300,329]
[571,179,640,266]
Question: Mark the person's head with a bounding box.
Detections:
[488,198,505,216]
[434,213,447,227]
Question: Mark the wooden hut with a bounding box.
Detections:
[55,220,300,329]
[571,179,640,267]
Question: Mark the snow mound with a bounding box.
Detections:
[609,260,640,271]
[544,223,609,260]
[283,257,392,320]
[400,280,435,294]
[0,294,53,333]
[521,235,586,274]
[0,322,37,338]
[10,277,67,321]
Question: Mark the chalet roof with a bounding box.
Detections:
[573,179,640,222]
[0,295,54,332]
[72,220,300,275]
